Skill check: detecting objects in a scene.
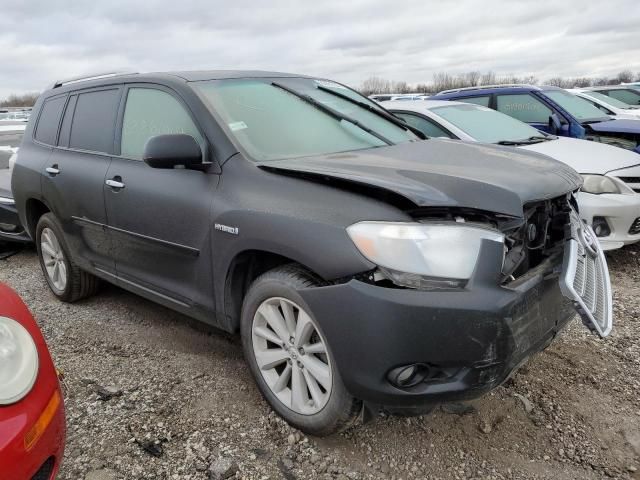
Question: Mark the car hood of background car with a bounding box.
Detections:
[260,139,582,218]
[519,136,640,175]
[587,118,640,134]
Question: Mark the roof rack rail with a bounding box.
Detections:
[437,83,535,95]
[50,71,138,89]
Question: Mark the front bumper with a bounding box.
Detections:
[299,241,576,409]
[0,200,30,243]
[576,191,640,250]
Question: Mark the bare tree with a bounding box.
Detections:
[616,70,634,84]
[546,77,571,88]
[360,77,393,96]
[0,92,40,107]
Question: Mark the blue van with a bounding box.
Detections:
[430,85,640,154]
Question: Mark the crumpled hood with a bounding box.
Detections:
[587,118,640,134]
[519,137,640,174]
[260,139,582,218]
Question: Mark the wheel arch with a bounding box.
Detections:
[221,249,324,333]
[24,197,52,239]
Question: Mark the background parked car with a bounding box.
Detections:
[430,85,640,154]
[0,124,29,243]
[569,89,640,120]
[583,85,640,106]
[384,99,640,250]
[0,282,65,480]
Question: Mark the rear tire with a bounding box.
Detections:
[241,264,361,436]
[36,213,99,302]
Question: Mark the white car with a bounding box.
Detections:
[384,100,640,250]
[569,89,640,120]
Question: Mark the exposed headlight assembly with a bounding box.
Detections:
[347,222,504,290]
[0,316,39,405]
[581,175,622,194]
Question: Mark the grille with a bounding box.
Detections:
[31,457,55,480]
[560,212,613,337]
[617,176,640,193]
[630,217,640,235]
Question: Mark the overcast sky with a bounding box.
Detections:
[1,0,639,98]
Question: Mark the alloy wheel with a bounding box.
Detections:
[40,227,67,292]
[251,297,332,415]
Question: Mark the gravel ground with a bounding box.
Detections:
[1,244,638,480]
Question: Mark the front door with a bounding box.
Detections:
[104,85,217,310]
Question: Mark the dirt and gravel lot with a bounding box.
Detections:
[1,243,638,480]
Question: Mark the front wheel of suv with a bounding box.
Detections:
[36,213,99,302]
[241,265,361,436]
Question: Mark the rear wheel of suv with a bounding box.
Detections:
[241,265,361,436]
[36,213,99,302]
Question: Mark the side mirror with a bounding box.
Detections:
[548,113,562,134]
[143,134,202,169]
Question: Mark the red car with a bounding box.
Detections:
[0,283,65,479]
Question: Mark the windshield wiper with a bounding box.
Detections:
[497,135,551,146]
[271,82,394,146]
[316,85,427,140]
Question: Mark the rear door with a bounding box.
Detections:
[41,87,121,273]
[105,84,217,309]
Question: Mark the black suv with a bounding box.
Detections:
[13,71,612,435]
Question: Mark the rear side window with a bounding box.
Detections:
[120,88,203,159]
[69,89,120,154]
[459,96,490,107]
[496,94,552,123]
[34,96,66,145]
[393,112,454,138]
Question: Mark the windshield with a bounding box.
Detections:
[194,77,416,161]
[584,91,634,109]
[431,103,543,143]
[543,90,609,122]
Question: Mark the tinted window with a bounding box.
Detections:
[58,95,77,148]
[584,91,631,108]
[606,89,640,105]
[459,96,490,107]
[393,112,454,138]
[34,96,66,145]
[120,88,204,159]
[496,94,552,123]
[69,89,120,154]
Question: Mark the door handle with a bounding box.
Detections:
[45,166,60,176]
[105,178,125,189]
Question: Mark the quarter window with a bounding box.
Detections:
[34,96,66,146]
[69,89,120,154]
[120,88,203,159]
[496,94,552,123]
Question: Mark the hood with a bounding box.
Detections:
[260,139,582,218]
[586,118,640,134]
[519,137,640,175]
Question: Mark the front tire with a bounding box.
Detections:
[36,213,99,302]
[241,265,361,436]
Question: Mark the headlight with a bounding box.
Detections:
[581,175,621,194]
[0,316,39,405]
[347,221,504,290]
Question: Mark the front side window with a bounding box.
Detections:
[543,90,609,122]
[393,112,454,138]
[496,94,552,123]
[69,89,120,154]
[120,88,204,159]
[432,103,542,143]
[34,95,66,146]
[193,77,416,162]
[604,89,640,106]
